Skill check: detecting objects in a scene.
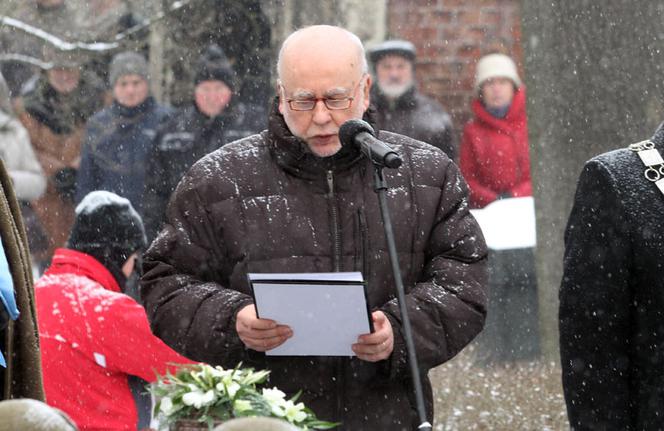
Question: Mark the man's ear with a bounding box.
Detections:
[277,82,285,115]
[362,74,372,111]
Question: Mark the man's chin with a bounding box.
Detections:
[307,142,342,158]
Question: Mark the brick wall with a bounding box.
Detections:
[386,0,523,140]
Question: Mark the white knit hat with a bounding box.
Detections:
[474,53,522,92]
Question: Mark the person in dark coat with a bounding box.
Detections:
[367,40,456,160]
[75,51,171,216]
[560,123,664,430]
[143,44,265,241]
[141,25,488,430]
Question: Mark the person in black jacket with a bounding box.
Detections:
[143,44,264,241]
[559,123,664,430]
[367,40,456,160]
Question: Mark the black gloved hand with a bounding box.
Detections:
[53,167,77,203]
[497,192,512,200]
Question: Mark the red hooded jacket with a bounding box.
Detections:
[35,248,195,430]
[460,88,532,208]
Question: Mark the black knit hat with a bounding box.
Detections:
[67,191,147,288]
[194,44,235,89]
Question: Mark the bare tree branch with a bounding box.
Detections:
[0,53,51,69]
[0,0,194,54]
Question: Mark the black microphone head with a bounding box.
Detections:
[339,119,376,147]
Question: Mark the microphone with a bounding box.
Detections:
[339,119,402,169]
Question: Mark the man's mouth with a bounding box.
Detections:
[310,134,337,144]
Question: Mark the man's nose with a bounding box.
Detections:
[311,100,332,124]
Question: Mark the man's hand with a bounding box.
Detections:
[235,304,293,352]
[352,311,394,362]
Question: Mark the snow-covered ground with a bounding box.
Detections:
[431,346,568,430]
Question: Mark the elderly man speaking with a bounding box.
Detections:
[141,25,488,430]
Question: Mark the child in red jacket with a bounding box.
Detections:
[35,191,196,430]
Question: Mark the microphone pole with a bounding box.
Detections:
[338,119,431,429]
[373,162,432,431]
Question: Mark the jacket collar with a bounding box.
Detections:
[45,248,122,294]
[471,87,527,134]
[112,96,155,118]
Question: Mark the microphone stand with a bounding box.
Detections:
[372,164,432,431]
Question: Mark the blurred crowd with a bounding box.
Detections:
[0,0,537,429]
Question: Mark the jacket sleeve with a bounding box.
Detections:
[140,172,254,366]
[559,159,632,430]
[95,294,197,382]
[381,160,488,378]
[459,126,498,207]
[8,121,46,201]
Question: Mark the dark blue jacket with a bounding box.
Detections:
[75,97,171,215]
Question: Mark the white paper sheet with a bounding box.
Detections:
[470,196,537,250]
[248,272,371,356]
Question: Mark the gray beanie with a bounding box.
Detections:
[0,399,78,431]
[109,51,149,86]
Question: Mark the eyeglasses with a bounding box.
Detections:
[283,76,365,111]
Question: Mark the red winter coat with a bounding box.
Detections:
[460,88,532,208]
[34,248,195,430]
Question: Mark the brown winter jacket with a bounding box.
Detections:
[0,160,44,401]
[141,105,488,430]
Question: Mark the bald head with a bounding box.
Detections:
[277,25,368,83]
[276,25,372,158]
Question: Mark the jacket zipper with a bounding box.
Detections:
[327,170,341,272]
[354,208,369,283]
[327,170,344,422]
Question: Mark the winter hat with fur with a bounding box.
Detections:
[474,53,522,93]
[109,51,149,86]
[67,191,147,287]
[194,44,235,90]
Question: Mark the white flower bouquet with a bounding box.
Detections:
[150,363,339,430]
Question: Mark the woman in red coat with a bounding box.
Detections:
[461,53,539,364]
[460,53,531,209]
